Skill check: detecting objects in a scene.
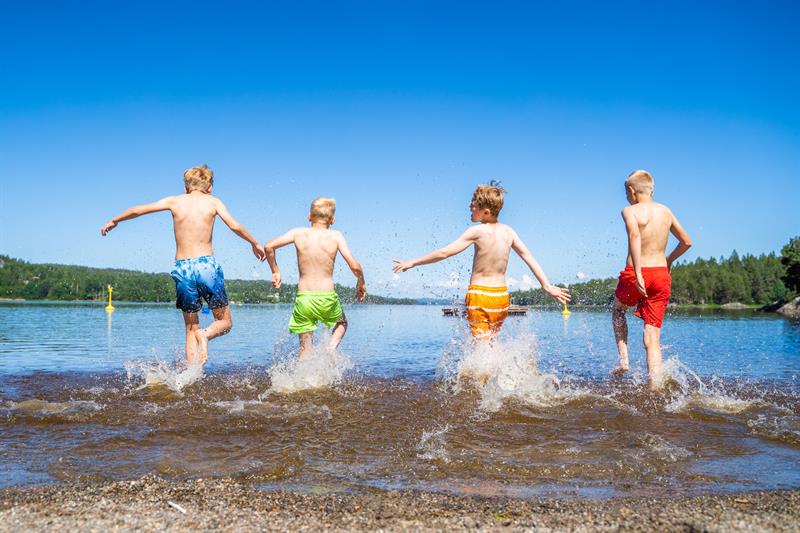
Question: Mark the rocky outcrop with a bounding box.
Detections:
[720,302,749,310]
[777,297,800,319]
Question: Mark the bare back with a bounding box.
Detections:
[293,227,341,291]
[625,201,674,267]
[470,223,515,285]
[169,193,219,260]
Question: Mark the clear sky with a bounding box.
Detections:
[1,1,798,298]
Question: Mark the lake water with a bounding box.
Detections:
[1,302,799,498]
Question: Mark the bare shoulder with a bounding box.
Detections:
[501,223,518,237]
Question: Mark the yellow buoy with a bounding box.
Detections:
[562,302,571,318]
[105,285,115,312]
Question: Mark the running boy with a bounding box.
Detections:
[393,183,570,339]
[264,197,366,360]
[612,170,692,389]
[101,164,265,367]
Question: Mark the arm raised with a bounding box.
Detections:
[101,197,173,236]
[622,206,647,296]
[215,199,265,261]
[667,212,693,269]
[393,227,477,273]
[263,229,297,288]
[511,230,571,305]
[336,232,367,301]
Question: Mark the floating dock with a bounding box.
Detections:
[442,306,528,316]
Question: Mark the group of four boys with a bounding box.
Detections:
[101,165,691,389]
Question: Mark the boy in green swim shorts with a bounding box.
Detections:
[264,197,367,360]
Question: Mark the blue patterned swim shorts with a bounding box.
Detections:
[170,255,229,313]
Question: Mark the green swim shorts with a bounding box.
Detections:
[288,291,344,334]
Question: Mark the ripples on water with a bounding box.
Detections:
[0,303,799,498]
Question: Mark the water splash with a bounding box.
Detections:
[4,399,103,416]
[124,359,204,394]
[416,425,451,463]
[264,332,353,395]
[661,358,764,414]
[438,331,589,412]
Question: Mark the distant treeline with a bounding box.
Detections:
[512,239,799,307]
[0,256,414,305]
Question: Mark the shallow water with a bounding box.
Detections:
[1,302,799,498]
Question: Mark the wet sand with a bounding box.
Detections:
[1,477,798,532]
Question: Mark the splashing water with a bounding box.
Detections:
[661,358,765,414]
[416,425,451,463]
[438,331,589,412]
[124,359,205,394]
[264,331,353,395]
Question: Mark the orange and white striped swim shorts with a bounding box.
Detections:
[465,285,510,339]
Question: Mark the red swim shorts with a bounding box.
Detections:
[614,266,671,328]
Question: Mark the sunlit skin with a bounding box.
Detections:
[613,180,692,390]
[101,185,265,367]
[264,213,366,360]
[393,199,571,330]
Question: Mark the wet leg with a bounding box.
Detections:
[643,324,663,390]
[182,312,201,366]
[327,313,348,354]
[193,306,232,366]
[612,297,630,376]
[298,332,313,360]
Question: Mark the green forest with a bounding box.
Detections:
[1,236,798,307]
[512,237,800,307]
[0,256,414,305]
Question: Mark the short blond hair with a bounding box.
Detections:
[183,164,214,192]
[626,170,654,194]
[472,181,506,217]
[310,196,336,223]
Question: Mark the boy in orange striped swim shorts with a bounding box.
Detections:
[393,182,570,340]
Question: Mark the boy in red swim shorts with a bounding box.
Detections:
[612,170,693,390]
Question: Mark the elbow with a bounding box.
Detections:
[684,238,693,248]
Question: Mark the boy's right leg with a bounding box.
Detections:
[643,324,663,390]
[193,306,233,366]
[298,332,313,360]
[327,313,348,353]
[611,297,630,376]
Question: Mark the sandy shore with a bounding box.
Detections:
[1,477,798,532]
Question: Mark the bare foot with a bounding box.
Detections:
[612,365,629,378]
[192,328,209,366]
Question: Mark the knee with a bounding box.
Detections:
[642,330,659,349]
[220,318,232,335]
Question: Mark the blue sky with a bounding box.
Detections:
[1,1,798,297]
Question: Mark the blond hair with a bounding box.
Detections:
[626,170,654,195]
[183,164,214,192]
[310,196,336,223]
[472,181,506,217]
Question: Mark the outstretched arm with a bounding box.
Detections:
[667,212,692,269]
[621,206,646,296]
[215,199,265,261]
[393,228,477,273]
[336,232,367,301]
[101,197,173,236]
[263,229,297,288]
[511,231,571,305]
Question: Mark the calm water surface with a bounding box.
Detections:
[1,302,799,498]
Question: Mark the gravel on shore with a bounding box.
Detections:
[1,476,798,532]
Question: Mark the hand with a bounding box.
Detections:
[251,243,266,261]
[392,259,414,273]
[271,271,282,289]
[544,284,571,305]
[356,282,367,302]
[635,271,648,297]
[100,220,117,236]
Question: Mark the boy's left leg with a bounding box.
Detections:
[298,332,313,360]
[611,297,630,376]
[182,311,201,366]
[194,306,233,365]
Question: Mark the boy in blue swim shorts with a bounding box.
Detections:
[101,164,265,367]
[264,197,367,360]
